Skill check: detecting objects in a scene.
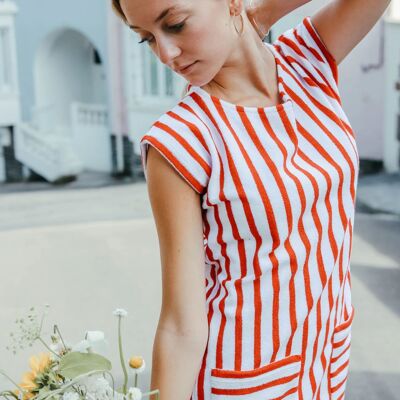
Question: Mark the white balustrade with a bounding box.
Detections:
[71,102,108,127]
[14,122,83,182]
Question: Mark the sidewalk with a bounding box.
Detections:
[356,172,400,217]
[0,170,145,195]
[1,170,399,217]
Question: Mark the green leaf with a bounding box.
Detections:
[58,352,112,379]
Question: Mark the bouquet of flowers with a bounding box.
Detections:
[0,305,159,400]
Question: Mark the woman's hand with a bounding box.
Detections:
[246,0,312,39]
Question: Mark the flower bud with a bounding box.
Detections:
[129,356,144,369]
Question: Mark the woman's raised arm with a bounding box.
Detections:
[145,145,209,400]
[310,0,391,65]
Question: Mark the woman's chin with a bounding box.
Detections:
[187,74,214,88]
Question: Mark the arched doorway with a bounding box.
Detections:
[34,28,111,172]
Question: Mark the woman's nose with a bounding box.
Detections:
[155,36,181,66]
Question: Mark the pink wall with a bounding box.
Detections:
[107,4,128,136]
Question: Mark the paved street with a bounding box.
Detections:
[0,181,399,398]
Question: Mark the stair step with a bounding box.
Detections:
[14,123,83,182]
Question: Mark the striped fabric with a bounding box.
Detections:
[140,15,359,400]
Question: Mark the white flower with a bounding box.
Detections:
[129,358,146,374]
[85,330,109,355]
[78,376,117,400]
[71,338,91,353]
[113,308,128,317]
[70,331,109,356]
[127,387,142,400]
[50,340,65,354]
[62,392,80,400]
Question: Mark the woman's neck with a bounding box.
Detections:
[200,27,280,107]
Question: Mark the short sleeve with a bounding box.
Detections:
[275,15,339,95]
[139,108,212,195]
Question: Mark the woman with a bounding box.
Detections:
[112,1,391,399]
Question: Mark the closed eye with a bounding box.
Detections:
[137,21,186,45]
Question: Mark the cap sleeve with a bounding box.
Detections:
[275,15,339,97]
[139,107,212,195]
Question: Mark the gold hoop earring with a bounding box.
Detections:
[233,13,244,36]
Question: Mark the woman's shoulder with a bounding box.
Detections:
[139,93,213,195]
[141,89,208,141]
[272,16,340,102]
[272,16,339,88]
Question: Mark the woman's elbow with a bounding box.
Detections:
[157,310,209,348]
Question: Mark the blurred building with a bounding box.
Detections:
[0,0,21,182]
[0,0,398,184]
[383,1,400,173]
[0,0,185,183]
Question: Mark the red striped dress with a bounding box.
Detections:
[140,15,359,400]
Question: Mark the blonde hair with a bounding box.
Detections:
[111,0,191,98]
[111,0,252,23]
[111,0,128,24]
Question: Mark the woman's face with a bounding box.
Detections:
[120,0,240,86]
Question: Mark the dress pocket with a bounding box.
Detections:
[329,305,355,400]
[210,354,302,399]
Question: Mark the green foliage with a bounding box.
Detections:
[58,352,112,379]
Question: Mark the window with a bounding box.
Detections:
[140,44,175,98]
[390,0,400,19]
[0,27,11,93]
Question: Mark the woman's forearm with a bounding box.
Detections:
[247,0,312,38]
[149,326,208,400]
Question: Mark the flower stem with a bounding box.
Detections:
[143,389,160,400]
[37,336,60,358]
[0,370,23,392]
[53,324,68,352]
[0,390,19,399]
[117,316,128,394]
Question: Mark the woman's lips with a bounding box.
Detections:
[178,61,198,74]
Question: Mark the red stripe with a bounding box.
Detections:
[168,108,210,155]
[293,26,324,63]
[303,16,338,85]
[141,135,204,193]
[190,92,251,371]
[282,52,341,104]
[275,40,342,112]
[211,354,301,378]
[277,69,358,201]
[211,372,300,395]
[154,120,211,178]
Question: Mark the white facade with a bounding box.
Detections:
[383,2,400,172]
[0,0,20,182]
[9,0,113,182]
[1,0,398,183]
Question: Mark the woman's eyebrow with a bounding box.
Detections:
[129,5,182,30]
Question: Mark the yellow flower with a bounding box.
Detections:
[28,352,52,375]
[17,352,52,399]
[13,386,34,400]
[128,356,144,369]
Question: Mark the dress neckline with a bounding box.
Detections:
[186,42,293,114]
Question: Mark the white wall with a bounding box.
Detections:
[383,19,400,172]
[14,0,109,123]
[0,0,20,127]
[34,28,106,132]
